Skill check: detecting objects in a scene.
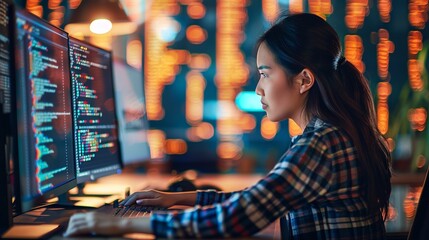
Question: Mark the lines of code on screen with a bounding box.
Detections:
[69,38,121,183]
[15,11,75,200]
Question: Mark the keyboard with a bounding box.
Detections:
[113,205,166,218]
[93,199,167,218]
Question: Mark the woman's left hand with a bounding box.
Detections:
[63,212,149,237]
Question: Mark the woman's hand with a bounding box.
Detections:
[121,189,197,207]
[63,212,151,237]
[120,189,177,208]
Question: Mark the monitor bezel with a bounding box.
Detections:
[68,36,123,184]
[12,8,77,214]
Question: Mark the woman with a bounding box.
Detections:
[64,13,391,239]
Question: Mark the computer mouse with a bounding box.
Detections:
[167,178,197,192]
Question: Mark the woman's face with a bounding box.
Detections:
[255,42,303,122]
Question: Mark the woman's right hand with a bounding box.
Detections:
[120,189,177,208]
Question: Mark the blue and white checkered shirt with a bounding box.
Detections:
[151,117,386,239]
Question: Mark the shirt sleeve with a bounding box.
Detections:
[151,133,333,238]
[195,190,243,206]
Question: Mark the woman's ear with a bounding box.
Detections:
[298,68,315,94]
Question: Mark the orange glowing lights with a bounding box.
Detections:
[345,0,369,30]
[217,142,242,160]
[409,0,429,29]
[408,108,427,132]
[69,0,82,9]
[148,130,166,160]
[376,29,394,80]
[289,0,304,13]
[261,116,278,140]
[126,40,143,69]
[186,71,206,124]
[378,0,391,22]
[165,139,187,155]
[377,102,389,135]
[187,2,206,19]
[408,31,423,56]
[239,114,257,132]
[377,82,392,102]
[186,25,207,44]
[308,0,333,19]
[403,187,422,220]
[408,59,424,91]
[262,0,279,22]
[189,54,211,70]
[344,35,365,73]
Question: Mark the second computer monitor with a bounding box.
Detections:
[69,37,122,184]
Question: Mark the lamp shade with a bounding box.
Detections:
[65,0,137,35]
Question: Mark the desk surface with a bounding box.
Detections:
[15,173,281,239]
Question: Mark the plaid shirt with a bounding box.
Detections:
[151,118,386,239]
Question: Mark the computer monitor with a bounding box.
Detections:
[69,37,122,184]
[112,58,151,167]
[0,0,14,234]
[13,8,76,214]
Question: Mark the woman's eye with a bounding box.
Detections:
[260,72,268,78]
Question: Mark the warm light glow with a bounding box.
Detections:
[403,187,423,220]
[69,0,82,9]
[377,102,389,135]
[145,0,179,120]
[195,122,214,140]
[409,0,429,29]
[189,54,211,70]
[148,130,166,159]
[186,25,207,44]
[408,31,423,56]
[262,0,279,22]
[308,0,333,19]
[377,29,394,80]
[90,19,113,34]
[408,59,424,91]
[26,5,43,18]
[188,2,206,19]
[408,108,427,132]
[377,82,392,102]
[289,119,302,137]
[345,0,369,30]
[239,114,257,132]
[126,40,143,69]
[289,0,304,13]
[378,0,391,22]
[344,35,365,73]
[217,142,243,160]
[186,71,206,124]
[261,116,279,140]
[165,139,187,155]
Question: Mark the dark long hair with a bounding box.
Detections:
[258,13,391,218]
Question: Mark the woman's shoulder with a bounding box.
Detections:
[298,117,351,146]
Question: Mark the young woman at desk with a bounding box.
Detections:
[65,13,391,239]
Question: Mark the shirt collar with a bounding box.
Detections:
[290,117,324,146]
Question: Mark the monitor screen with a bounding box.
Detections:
[69,37,122,184]
[112,58,151,166]
[13,9,76,213]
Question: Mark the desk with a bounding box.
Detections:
[14,173,281,239]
